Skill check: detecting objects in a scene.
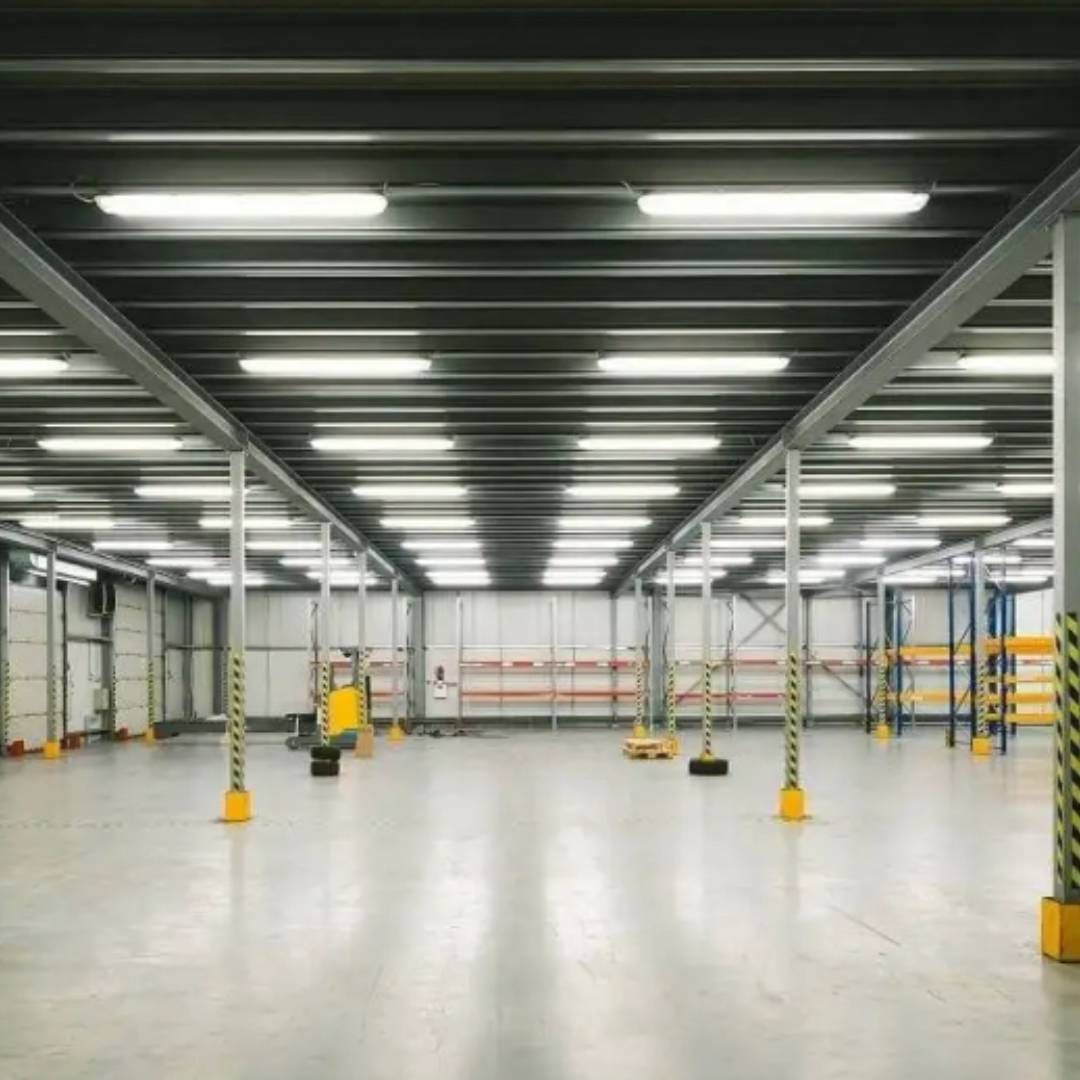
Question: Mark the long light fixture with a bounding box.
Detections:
[246,539,320,552]
[653,569,727,584]
[402,538,482,551]
[190,570,270,587]
[951,553,1022,566]
[997,481,1053,497]
[416,556,486,567]
[311,436,453,453]
[860,536,942,550]
[578,435,719,452]
[552,537,633,550]
[200,516,293,530]
[27,553,96,584]
[93,539,173,552]
[558,516,650,530]
[0,485,34,499]
[711,536,786,550]
[598,354,789,376]
[548,555,619,568]
[304,571,381,587]
[354,484,466,500]
[886,572,945,586]
[96,190,388,219]
[764,570,843,585]
[738,515,832,528]
[957,353,1053,376]
[21,515,114,530]
[148,556,217,569]
[917,514,1010,528]
[565,483,679,499]
[135,483,231,500]
[38,436,183,453]
[381,516,474,530]
[637,189,929,219]
[800,482,896,499]
[427,572,491,587]
[0,358,68,377]
[986,571,1051,584]
[1015,537,1053,549]
[679,554,753,567]
[848,434,993,451]
[543,573,606,587]
[816,553,886,567]
[241,356,429,378]
[280,556,353,569]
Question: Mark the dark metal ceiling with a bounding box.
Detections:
[0,2,1071,590]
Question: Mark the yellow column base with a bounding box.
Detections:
[42,740,61,760]
[387,722,406,743]
[778,786,807,821]
[971,735,993,756]
[631,723,647,738]
[873,723,892,740]
[355,725,375,758]
[663,735,680,755]
[1041,897,1080,961]
[221,789,253,823]
[143,727,156,744]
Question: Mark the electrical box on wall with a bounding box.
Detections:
[89,580,116,617]
[93,686,111,712]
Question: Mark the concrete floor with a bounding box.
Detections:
[1,726,1078,1080]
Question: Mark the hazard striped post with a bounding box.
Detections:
[779,448,807,819]
[700,523,712,758]
[221,450,251,822]
[318,522,332,748]
[663,548,679,751]
[632,576,647,737]
[0,550,9,756]
[971,547,992,755]
[1043,212,1080,959]
[144,571,157,744]
[874,575,891,739]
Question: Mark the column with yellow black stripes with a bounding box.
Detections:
[144,572,157,744]
[689,522,726,776]
[631,576,647,738]
[778,448,807,818]
[1042,212,1080,959]
[873,575,892,739]
[664,548,679,753]
[221,451,251,822]
[971,547,992,755]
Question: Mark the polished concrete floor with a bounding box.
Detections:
[1,725,1078,1079]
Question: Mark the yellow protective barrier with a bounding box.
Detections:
[328,685,363,737]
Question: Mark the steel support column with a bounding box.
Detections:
[0,551,9,755]
[388,576,404,740]
[632,576,646,737]
[874,575,890,739]
[144,571,157,744]
[222,450,250,821]
[664,549,678,750]
[318,522,332,749]
[549,595,558,731]
[354,547,372,754]
[697,523,712,760]
[780,449,806,819]
[455,592,465,734]
[43,546,59,758]
[1043,212,1080,958]
[972,547,992,755]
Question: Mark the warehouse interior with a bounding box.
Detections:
[2,2,1080,1077]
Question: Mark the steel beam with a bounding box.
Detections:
[0,200,408,586]
[619,144,1080,589]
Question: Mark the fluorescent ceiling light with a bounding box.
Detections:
[28,553,96,583]
[311,436,453,452]
[200,516,293,530]
[800,482,896,499]
[416,557,486,567]
[680,554,753,567]
[45,421,177,429]
[886,573,944,586]
[987,571,1051,583]
[710,537,786,550]
[578,435,719,453]
[93,539,173,552]
[654,569,727,584]
[957,353,1053,376]
[135,483,232,500]
[558,516,650,530]
[38,436,182,453]
[860,537,942,550]
[552,537,633,550]
[848,434,993,451]
[279,556,354,568]
[246,539,319,551]
[402,539,482,551]
[354,484,466,500]
[738,515,832,528]
[190,570,270,587]
[21,515,114,530]
[304,571,381,586]
[637,189,928,219]
[95,190,388,219]
[427,573,491,586]
[916,514,1010,528]
[952,553,1022,566]
[0,485,34,499]
[598,354,789,376]
[147,556,217,569]
[565,483,679,499]
[764,570,842,585]
[241,356,429,378]
[547,555,619,567]
[1015,537,1053,549]
[0,357,68,377]
[816,553,886,567]
[997,482,1053,497]
[381,516,474,530]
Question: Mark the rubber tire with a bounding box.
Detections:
[688,756,729,777]
[310,745,341,762]
[310,759,340,778]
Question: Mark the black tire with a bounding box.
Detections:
[310,759,340,777]
[310,745,341,762]
[688,756,729,777]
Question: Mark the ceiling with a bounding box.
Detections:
[0,2,1072,591]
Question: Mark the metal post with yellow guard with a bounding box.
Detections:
[354,546,374,758]
[144,570,156,744]
[221,450,252,821]
[1043,212,1080,960]
[873,574,892,740]
[663,548,679,754]
[632,576,647,738]
[309,522,343,777]
[971,547,992,756]
[42,545,60,759]
[689,522,727,777]
[387,575,405,742]
[778,448,807,819]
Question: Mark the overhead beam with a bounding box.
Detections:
[0,200,409,585]
[618,143,1080,592]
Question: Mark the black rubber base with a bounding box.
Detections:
[688,756,729,776]
[310,745,341,762]
[310,759,340,777]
